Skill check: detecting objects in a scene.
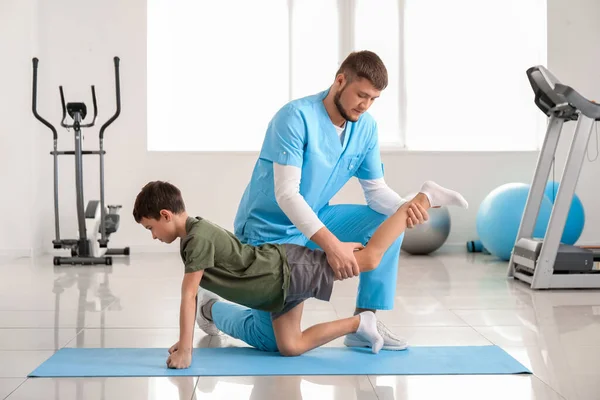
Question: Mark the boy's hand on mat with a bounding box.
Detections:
[166,348,192,369]
[326,241,363,280]
[168,341,179,354]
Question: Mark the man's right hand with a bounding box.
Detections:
[325,241,364,280]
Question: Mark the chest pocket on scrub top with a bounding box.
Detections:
[341,154,362,177]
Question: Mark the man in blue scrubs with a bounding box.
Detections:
[197,51,425,351]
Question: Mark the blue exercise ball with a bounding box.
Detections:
[476,183,553,261]
[544,181,585,245]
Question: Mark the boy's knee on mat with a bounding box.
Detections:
[277,340,303,357]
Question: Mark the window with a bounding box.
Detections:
[147,0,289,152]
[290,0,338,99]
[355,0,402,146]
[148,0,547,152]
[404,0,547,151]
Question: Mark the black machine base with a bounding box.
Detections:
[106,247,130,256]
[55,245,130,266]
[54,256,113,266]
[53,246,130,266]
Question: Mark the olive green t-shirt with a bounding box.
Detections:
[180,216,291,312]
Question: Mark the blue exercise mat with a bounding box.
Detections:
[29,346,530,377]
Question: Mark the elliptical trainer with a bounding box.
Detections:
[32,56,130,266]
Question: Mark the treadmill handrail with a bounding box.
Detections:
[526,66,577,120]
[554,83,600,121]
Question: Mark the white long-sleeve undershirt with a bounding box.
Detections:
[273,163,324,239]
[273,163,406,240]
[359,176,407,215]
[272,123,406,239]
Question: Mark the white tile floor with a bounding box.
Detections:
[1,249,599,399]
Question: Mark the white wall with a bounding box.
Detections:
[0,0,37,257]
[2,0,600,256]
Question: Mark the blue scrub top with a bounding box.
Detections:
[234,88,384,243]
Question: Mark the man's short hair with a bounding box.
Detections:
[336,50,388,91]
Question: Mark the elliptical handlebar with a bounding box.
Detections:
[32,57,61,245]
[59,86,68,127]
[99,57,121,139]
[32,58,58,140]
[98,57,120,246]
[81,85,98,128]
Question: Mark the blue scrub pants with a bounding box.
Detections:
[211,204,404,352]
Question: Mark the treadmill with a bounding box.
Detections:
[507,65,600,289]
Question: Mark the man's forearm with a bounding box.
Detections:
[178,294,197,352]
[309,226,341,253]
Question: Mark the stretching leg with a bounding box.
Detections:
[272,303,383,356]
[354,182,468,272]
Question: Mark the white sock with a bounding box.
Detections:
[419,181,468,209]
[356,311,384,354]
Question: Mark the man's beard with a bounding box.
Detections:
[333,86,357,122]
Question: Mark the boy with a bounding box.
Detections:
[133,180,468,369]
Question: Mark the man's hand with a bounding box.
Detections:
[168,341,179,354]
[166,348,192,369]
[310,227,363,280]
[406,202,429,229]
[325,241,364,281]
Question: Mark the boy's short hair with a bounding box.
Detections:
[133,181,186,223]
[336,50,388,91]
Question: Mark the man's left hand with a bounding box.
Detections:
[166,348,192,369]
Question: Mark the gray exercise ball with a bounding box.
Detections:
[401,193,451,255]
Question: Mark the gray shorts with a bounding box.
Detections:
[271,244,335,320]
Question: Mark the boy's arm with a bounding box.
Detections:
[178,269,204,354]
[168,234,214,368]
